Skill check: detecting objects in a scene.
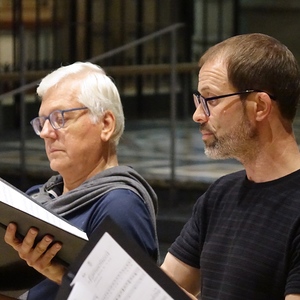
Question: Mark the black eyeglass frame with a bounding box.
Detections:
[30,107,88,135]
[193,89,276,116]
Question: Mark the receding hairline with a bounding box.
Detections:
[198,33,283,67]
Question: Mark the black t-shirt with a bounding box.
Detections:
[169,169,300,300]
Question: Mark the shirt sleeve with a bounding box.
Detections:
[85,188,158,261]
[168,197,202,269]
[285,226,300,295]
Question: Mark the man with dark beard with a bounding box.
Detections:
[161,33,300,300]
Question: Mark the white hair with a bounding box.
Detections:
[37,61,124,146]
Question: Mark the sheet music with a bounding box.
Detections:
[0,179,87,240]
[68,233,173,300]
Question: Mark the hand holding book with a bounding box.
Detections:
[0,178,87,272]
[4,223,66,285]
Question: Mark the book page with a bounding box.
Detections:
[0,179,87,240]
[69,233,173,300]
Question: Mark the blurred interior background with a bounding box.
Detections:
[1,0,300,257]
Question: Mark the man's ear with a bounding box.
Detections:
[255,92,273,121]
[100,111,115,142]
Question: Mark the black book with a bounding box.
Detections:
[56,216,191,300]
[0,178,88,292]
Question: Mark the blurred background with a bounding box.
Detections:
[1,0,300,256]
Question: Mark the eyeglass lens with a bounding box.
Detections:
[31,110,65,135]
[31,107,88,135]
[193,94,210,116]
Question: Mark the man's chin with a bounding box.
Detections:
[50,166,59,173]
[204,147,230,160]
[49,161,63,173]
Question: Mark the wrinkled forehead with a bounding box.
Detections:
[197,56,235,93]
[198,57,228,80]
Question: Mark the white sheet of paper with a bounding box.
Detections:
[0,180,87,240]
[64,281,95,300]
[68,233,173,300]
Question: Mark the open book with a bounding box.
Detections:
[56,217,191,300]
[0,178,88,272]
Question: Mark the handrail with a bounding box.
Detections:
[0,23,186,191]
[0,23,185,101]
[0,62,198,82]
[88,23,185,63]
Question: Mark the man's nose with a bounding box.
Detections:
[39,119,56,138]
[192,105,209,124]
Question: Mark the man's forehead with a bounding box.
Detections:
[200,55,226,69]
[39,85,81,111]
[44,77,80,97]
[198,58,227,78]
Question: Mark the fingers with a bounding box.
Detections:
[4,223,62,266]
[20,233,55,266]
[29,238,62,268]
[41,242,62,263]
[4,223,40,253]
[26,239,65,284]
[20,227,40,257]
[3,223,65,284]
[4,223,21,249]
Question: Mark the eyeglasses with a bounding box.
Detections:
[193,89,276,117]
[30,107,88,135]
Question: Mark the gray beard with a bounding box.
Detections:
[204,114,258,161]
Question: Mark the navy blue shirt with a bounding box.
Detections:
[27,188,157,300]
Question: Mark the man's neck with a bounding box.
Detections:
[243,136,300,183]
